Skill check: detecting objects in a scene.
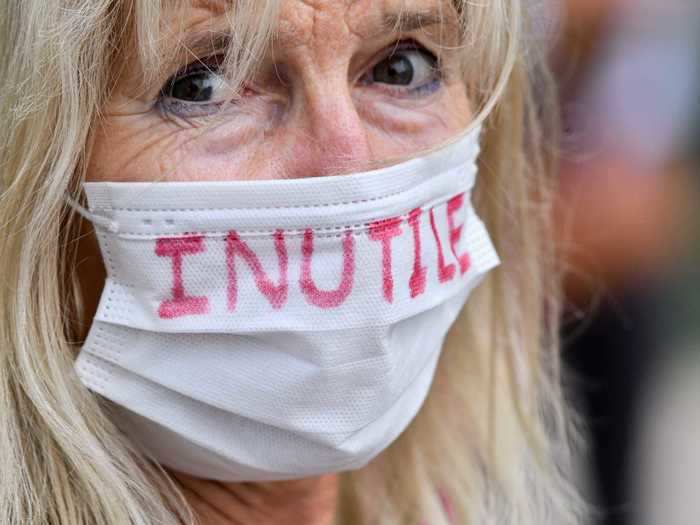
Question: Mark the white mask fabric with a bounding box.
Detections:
[73,125,501,482]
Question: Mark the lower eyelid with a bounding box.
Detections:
[154,99,230,125]
[363,77,443,99]
[411,78,442,96]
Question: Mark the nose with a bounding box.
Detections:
[283,75,373,179]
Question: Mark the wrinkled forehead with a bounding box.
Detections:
[165,0,459,44]
[282,0,458,44]
[192,0,456,20]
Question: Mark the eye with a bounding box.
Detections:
[361,41,442,96]
[167,69,225,102]
[158,55,237,117]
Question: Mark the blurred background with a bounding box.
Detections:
[542,0,700,524]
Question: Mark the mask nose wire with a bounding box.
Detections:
[64,193,120,234]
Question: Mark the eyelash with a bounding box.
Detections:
[156,39,443,119]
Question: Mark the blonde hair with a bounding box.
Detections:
[0,0,587,524]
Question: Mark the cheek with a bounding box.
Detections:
[87,114,184,182]
[87,84,473,183]
[358,83,473,154]
[87,114,246,183]
[87,95,282,182]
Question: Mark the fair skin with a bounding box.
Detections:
[78,0,472,523]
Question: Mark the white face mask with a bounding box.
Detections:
[72,125,500,482]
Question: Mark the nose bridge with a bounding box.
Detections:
[290,64,372,177]
[312,86,370,161]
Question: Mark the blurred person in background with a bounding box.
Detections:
[548,0,700,523]
[630,32,700,525]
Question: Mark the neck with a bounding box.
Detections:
[171,471,339,525]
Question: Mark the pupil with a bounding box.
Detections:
[374,55,414,86]
[171,72,214,102]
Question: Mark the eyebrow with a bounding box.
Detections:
[191,0,227,11]
[176,31,232,62]
[380,9,455,35]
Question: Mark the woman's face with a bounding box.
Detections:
[87,0,472,183]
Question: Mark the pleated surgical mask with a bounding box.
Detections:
[72,125,501,481]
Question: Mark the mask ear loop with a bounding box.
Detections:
[64,193,120,234]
